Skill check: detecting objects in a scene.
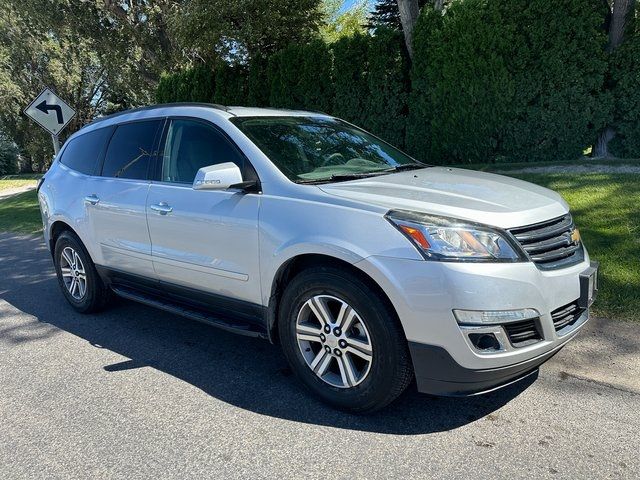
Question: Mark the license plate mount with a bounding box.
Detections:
[578,261,599,309]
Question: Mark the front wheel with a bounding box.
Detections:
[278,266,413,413]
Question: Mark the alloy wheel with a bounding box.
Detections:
[59,246,87,300]
[296,294,373,388]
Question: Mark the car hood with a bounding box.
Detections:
[318,167,569,229]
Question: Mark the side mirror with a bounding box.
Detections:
[193,162,243,190]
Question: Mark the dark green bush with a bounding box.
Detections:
[247,56,270,107]
[407,0,609,164]
[609,10,640,157]
[363,28,410,148]
[156,1,623,164]
[268,39,333,112]
[332,33,370,127]
[213,63,247,105]
[156,64,215,103]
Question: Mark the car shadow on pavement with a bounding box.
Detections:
[0,233,532,435]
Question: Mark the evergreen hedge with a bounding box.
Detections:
[406,0,609,164]
[268,39,333,113]
[155,1,640,163]
[609,8,640,157]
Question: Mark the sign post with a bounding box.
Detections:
[24,87,76,156]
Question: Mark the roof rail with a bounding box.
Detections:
[83,102,229,128]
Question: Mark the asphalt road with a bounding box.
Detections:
[1,232,639,479]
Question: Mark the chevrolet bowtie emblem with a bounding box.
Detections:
[570,228,581,244]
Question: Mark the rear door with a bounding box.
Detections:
[146,117,262,315]
[85,119,164,279]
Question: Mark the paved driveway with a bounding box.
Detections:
[1,232,638,479]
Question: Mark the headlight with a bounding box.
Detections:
[386,210,524,262]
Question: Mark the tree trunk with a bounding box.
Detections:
[594,0,636,157]
[397,0,420,58]
[434,0,445,11]
[607,0,636,52]
[593,127,616,157]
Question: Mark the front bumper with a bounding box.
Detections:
[408,336,565,396]
[355,251,595,388]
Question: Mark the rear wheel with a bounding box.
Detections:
[278,266,413,413]
[54,231,110,313]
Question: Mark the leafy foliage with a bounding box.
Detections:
[320,0,368,42]
[608,7,640,157]
[172,0,323,63]
[407,0,610,164]
[0,131,19,175]
[268,40,334,112]
[364,29,410,148]
[332,33,371,126]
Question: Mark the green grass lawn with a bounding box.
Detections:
[0,189,42,234]
[0,174,41,191]
[0,170,637,320]
[504,172,640,321]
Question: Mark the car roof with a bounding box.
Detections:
[80,103,329,131]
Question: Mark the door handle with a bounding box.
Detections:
[84,194,100,205]
[150,202,173,215]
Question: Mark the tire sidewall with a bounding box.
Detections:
[279,268,406,412]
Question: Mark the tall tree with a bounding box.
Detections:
[593,0,637,157]
[320,0,368,42]
[396,0,420,57]
[0,0,171,170]
[395,1,443,58]
[171,0,323,63]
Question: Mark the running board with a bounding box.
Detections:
[110,285,267,339]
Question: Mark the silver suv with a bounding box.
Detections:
[38,104,598,412]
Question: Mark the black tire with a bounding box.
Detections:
[278,266,413,413]
[53,231,110,313]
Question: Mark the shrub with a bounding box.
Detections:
[407,0,609,164]
[156,64,214,103]
[247,56,270,107]
[268,39,333,112]
[213,63,247,105]
[332,33,370,127]
[609,10,640,157]
[363,28,410,148]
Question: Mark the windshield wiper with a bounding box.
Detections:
[296,172,387,184]
[295,164,430,184]
[383,164,429,172]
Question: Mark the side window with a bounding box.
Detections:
[59,127,113,175]
[161,119,245,184]
[101,120,162,180]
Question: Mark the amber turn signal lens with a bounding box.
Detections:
[399,225,431,250]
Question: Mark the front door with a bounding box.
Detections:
[146,118,262,316]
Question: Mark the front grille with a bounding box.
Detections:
[551,300,585,332]
[503,319,542,347]
[509,214,584,270]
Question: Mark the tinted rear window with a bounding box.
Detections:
[59,127,113,175]
[101,120,162,180]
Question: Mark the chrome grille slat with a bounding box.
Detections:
[510,215,574,243]
[509,214,584,270]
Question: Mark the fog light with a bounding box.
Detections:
[454,308,539,325]
[468,333,501,351]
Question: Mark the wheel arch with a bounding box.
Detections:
[49,220,79,255]
[266,253,403,344]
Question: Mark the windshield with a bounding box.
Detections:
[231,116,424,183]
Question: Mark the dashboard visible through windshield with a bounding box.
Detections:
[231,116,425,183]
